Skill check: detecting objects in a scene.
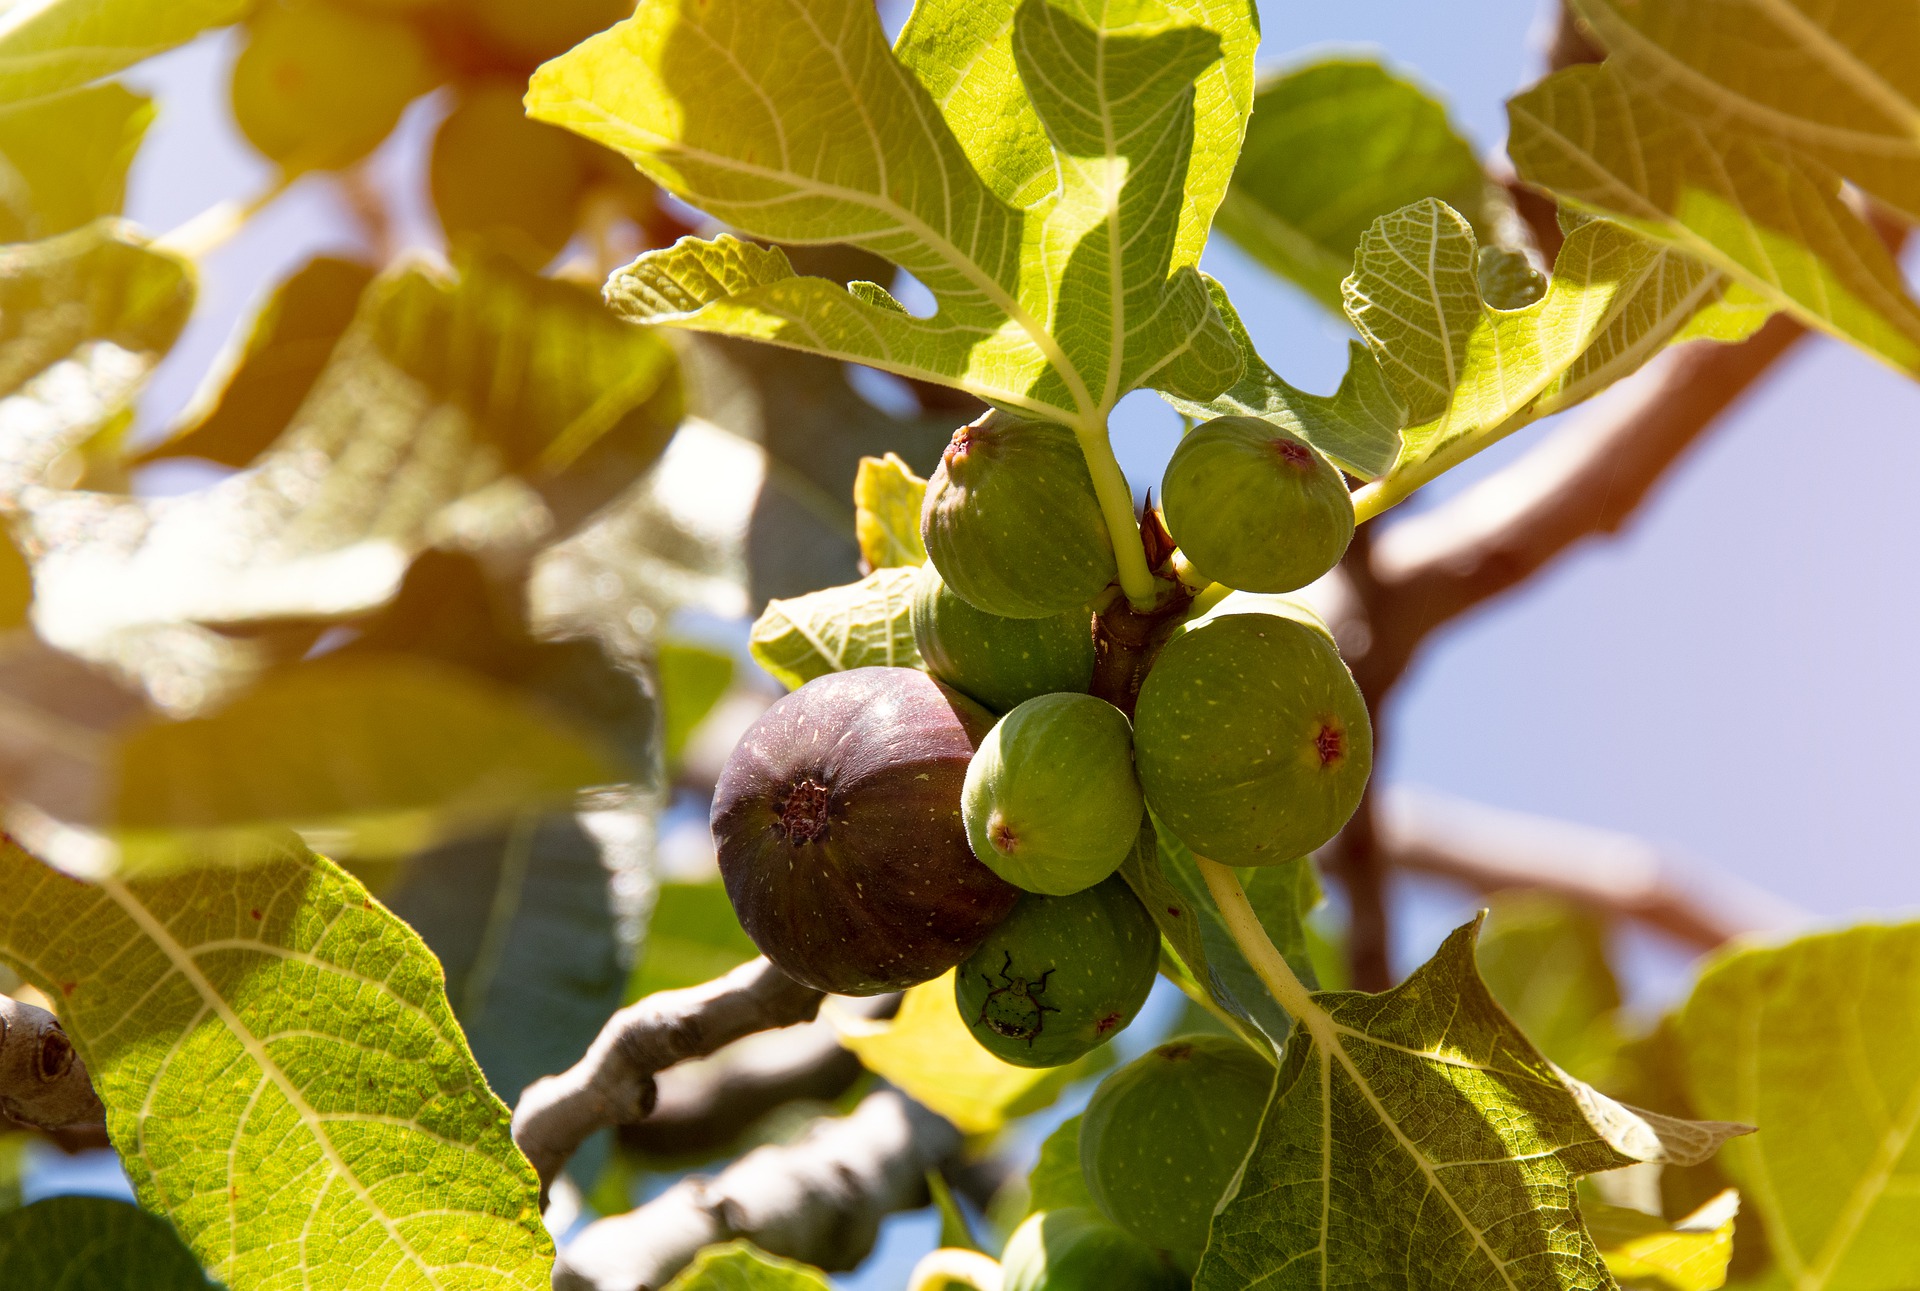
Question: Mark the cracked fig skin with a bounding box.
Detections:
[1133,611,1372,866]
[711,667,1019,995]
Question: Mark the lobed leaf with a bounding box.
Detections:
[0,1195,215,1289]
[0,835,554,1289]
[1477,892,1624,1085]
[852,453,930,571]
[748,566,921,691]
[0,0,249,106]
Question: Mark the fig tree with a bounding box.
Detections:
[1133,612,1371,866]
[954,876,1157,1067]
[962,694,1143,895]
[1080,1036,1273,1252]
[911,562,1095,713]
[1161,415,1353,593]
[921,412,1116,618]
[711,667,1019,994]
[1002,1209,1184,1291]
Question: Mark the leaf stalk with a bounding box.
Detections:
[1073,421,1158,609]
[1195,856,1324,1031]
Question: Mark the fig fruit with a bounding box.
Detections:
[1080,1036,1272,1252]
[1133,612,1371,866]
[711,667,1019,994]
[912,562,1095,712]
[1003,1209,1184,1291]
[954,876,1158,1067]
[962,694,1143,895]
[921,412,1116,619]
[1161,415,1353,593]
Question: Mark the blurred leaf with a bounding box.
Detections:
[928,1170,981,1251]
[0,527,28,630]
[837,970,1101,1136]
[0,835,553,1288]
[0,83,152,242]
[0,1195,215,1289]
[1586,1190,1739,1291]
[1674,921,1920,1291]
[1219,59,1488,313]
[853,452,930,571]
[1508,63,1920,376]
[658,640,733,768]
[231,0,437,173]
[0,1133,20,1213]
[1027,1114,1095,1215]
[385,811,634,1105]
[627,881,757,1002]
[432,79,593,267]
[136,255,375,468]
[664,1241,832,1291]
[109,655,622,872]
[0,222,193,502]
[1477,892,1623,1084]
[748,566,921,691]
[0,0,249,106]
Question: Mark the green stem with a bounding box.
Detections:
[1195,857,1324,1031]
[1073,420,1157,609]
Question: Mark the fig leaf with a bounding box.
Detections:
[853,453,929,571]
[748,566,922,691]
[1584,1189,1738,1291]
[663,1241,832,1290]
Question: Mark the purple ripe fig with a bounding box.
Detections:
[1161,415,1352,593]
[711,667,1020,994]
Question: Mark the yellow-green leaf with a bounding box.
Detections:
[0,83,152,241]
[852,453,929,571]
[0,0,248,106]
[1587,1190,1739,1291]
[748,567,921,691]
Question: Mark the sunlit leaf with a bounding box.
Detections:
[1219,59,1488,313]
[664,1241,832,1291]
[748,566,921,691]
[0,83,152,242]
[853,452,929,571]
[1586,1190,1739,1291]
[1477,892,1623,1085]
[0,835,554,1288]
[0,0,249,106]
[1674,921,1920,1291]
[0,1195,214,1289]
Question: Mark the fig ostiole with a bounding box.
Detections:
[1002,1208,1185,1291]
[1133,612,1372,866]
[1161,414,1353,594]
[954,875,1158,1068]
[711,667,1019,995]
[962,693,1144,895]
[912,561,1096,713]
[921,410,1117,619]
[1079,1035,1274,1253]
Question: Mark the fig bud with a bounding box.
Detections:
[1002,1209,1184,1291]
[912,562,1096,713]
[712,667,1019,994]
[963,694,1143,895]
[954,876,1158,1068]
[1080,1036,1272,1252]
[921,411,1116,618]
[1161,415,1352,593]
[1133,612,1371,866]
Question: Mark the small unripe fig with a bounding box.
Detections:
[1080,1036,1272,1252]
[712,667,1019,994]
[1003,1209,1184,1291]
[963,694,1143,895]
[921,411,1116,618]
[954,876,1157,1067]
[1133,613,1371,866]
[1161,415,1353,593]
[912,562,1095,712]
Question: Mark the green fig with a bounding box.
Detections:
[1002,1209,1184,1291]
[921,411,1117,618]
[1133,612,1371,866]
[431,81,593,266]
[1161,415,1353,593]
[912,562,1095,712]
[1080,1036,1273,1253]
[963,694,1143,895]
[711,667,1019,994]
[954,876,1158,1067]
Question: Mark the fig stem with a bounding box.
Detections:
[1195,857,1327,1039]
[1072,421,1158,609]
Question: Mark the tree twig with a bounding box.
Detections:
[556,1089,960,1291]
[512,958,823,1201]
[0,996,103,1134]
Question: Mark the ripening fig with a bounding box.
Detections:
[954,876,1158,1067]
[432,81,592,265]
[711,667,1019,994]
[912,562,1095,713]
[1161,415,1353,593]
[1002,1209,1185,1291]
[1133,612,1371,866]
[1080,1036,1273,1252]
[963,694,1143,895]
[921,411,1117,618]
